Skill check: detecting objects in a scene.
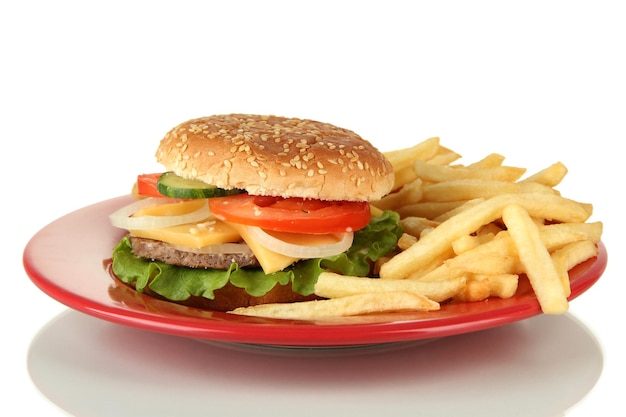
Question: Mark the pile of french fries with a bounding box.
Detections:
[231,137,602,319]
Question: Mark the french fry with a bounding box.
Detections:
[476,222,505,236]
[432,198,485,222]
[396,201,469,219]
[451,273,519,300]
[392,165,419,190]
[502,204,569,314]
[551,240,599,297]
[546,221,603,243]
[484,273,519,298]
[452,233,496,255]
[231,291,440,319]
[397,233,418,250]
[452,277,491,302]
[372,178,423,211]
[413,159,526,183]
[426,148,462,165]
[383,137,441,171]
[518,181,562,195]
[421,179,521,202]
[400,216,440,238]
[466,153,506,169]
[520,162,568,187]
[449,254,522,276]
[314,272,466,302]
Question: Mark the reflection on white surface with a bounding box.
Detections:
[28,311,602,417]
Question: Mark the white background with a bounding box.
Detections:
[2,1,624,416]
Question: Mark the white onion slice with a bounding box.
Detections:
[109,197,211,230]
[169,242,253,255]
[245,226,353,258]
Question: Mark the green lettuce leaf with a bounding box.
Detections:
[321,209,403,277]
[111,210,402,302]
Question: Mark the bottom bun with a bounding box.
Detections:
[142,281,319,312]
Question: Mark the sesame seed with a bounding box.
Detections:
[197,220,216,229]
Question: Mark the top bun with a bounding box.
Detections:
[155,114,394,201]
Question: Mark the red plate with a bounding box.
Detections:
[24,195,607,347]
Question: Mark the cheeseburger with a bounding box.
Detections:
[110,114,402,312]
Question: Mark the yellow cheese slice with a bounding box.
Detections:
[130,220,241,248]
[370,204,384,217]
[227,222,299,274]
[130,199,240,248]
[261,229,346,246]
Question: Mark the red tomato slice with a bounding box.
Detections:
[208,194,371,234]
[136,173,165,197]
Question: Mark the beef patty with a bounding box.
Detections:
[129,236,260,269]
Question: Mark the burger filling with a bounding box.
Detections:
[110,174,402,304]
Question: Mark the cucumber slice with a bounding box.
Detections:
[157,172,244,198]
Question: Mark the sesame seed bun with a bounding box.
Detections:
[155,114,394,201]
